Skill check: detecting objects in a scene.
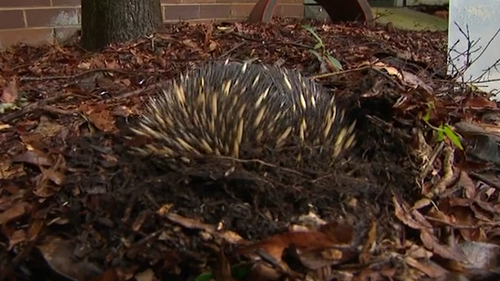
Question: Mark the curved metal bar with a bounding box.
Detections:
[247,0,374,23]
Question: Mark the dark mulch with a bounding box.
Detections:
[1,17,498,281]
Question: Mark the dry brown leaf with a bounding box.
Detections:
[164,212,244,244]
[121,78,131,86]
[295,244,357,270]
[405,256,449,279]
[32,176,57,197]
[0,201,29,225]
[359,221,377,264]
[36,236,103,281]
[448,197,473,207]
[79,103,118,133]
[420,230,467,262]
[77,61,92,70]
[0,160,26,180]
[354,266,397,281]
[204,23,213,47]
[182,39,201,52]
[1,78,18,103]
[96,76,116,89]
[135,269,155,281]
[7,229,26,250]
[33,115,66,137]
[132,211,149,232]
[40,166,65,186]
[443,241,500,280]
[26,218,45,241]
[427,207,453,225]
[215,248,236,281]
[293,211,327,231]
[473,199,498,215]
[464,96,498,109]
[88,269,120,281]
[449,206,482,241]
[470,205,494,224]
[407,242,433,259]
[413,198,433,210]
[459,171,477,199]
[12,150,53,167]
[238,230,356,270]
[318,221,355,244]
[393,195,433,230]
[244,262,283,281]
[0,122,11,130]
[208,41,219,52]
[105,60,119,69]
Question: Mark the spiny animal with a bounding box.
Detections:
[130,61,357,166]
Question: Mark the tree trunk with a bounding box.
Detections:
[81,0,162,51]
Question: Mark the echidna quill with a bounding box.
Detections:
[130,61,356,166]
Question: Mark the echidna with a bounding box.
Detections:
[130,61,356,166]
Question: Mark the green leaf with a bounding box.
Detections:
[326,54,343,70]
[307,49,323,63]
[195,272,214,281]
[422,110,430,122]
[443,125,464,150]
[301,25,323,45]
[437,129,445,142]
[193,265,251,281]
[0,102,19,114]
[467,82,479,91]
[232,266,251,280]
[422,102,435,122]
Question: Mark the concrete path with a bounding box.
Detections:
[372,7,448,31]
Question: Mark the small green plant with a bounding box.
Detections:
[194,265,251,281]
[422,102,464,150]
[301,25,343,71]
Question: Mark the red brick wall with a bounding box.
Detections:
[0,0,303,49]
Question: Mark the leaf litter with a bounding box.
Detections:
[0,18,500,281]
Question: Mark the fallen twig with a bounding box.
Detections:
[424,145,456,198]
[0,92,71,123]
[309,65,370,80]
[219,42,246,58]
[104,81,169,103]
[19,68,130,82]
[227,31,312,49]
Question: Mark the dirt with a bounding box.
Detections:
[1,17,498,281]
